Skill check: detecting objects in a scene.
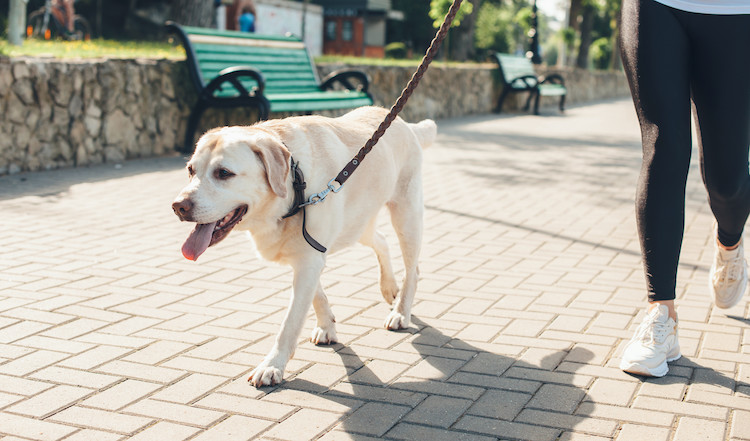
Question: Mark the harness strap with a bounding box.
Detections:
[282,159,327,253]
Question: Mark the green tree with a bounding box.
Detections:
[429,0,474,29]
[474,1,514,55]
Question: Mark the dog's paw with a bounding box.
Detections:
[247,363,283,387]
[381,279,399,305]
[311,325,338,345]
[384,310,410,330]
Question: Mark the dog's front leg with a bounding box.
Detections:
[248,255,325,387]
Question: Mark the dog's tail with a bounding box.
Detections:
[410,119,437,149]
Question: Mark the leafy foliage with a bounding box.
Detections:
[429,0,474,29]
[384,42,408,59]
[474,2,514,55]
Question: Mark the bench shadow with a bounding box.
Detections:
[265,317,596,440]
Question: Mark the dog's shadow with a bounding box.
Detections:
[262,317,595,439]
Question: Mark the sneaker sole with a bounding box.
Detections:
[620,353,681,378]
[709,277,747,309]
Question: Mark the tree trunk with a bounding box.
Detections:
[575,3,595,69]
[8,0,27,46]
[170,0,216,28]
[448,0,481,61]
[568,0,582,31]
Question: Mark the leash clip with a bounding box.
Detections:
[304,178,343,206]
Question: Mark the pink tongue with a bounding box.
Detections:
[181,222,217,261]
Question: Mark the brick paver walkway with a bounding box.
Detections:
[1,99,748,441]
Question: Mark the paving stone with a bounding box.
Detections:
[123,399,225,428]
[466,389,530,420]
[526,383,586,413]
[731,410,750,440]
[585,378,638,406]
[127,421,200,441]
[262,409,344,440]
[81,379,163,411]
[385,423,495,441]
[6,385,94,418]
[338,402,410,437]
[189,415,274,441]
[49,405,153,434]
[615,424,671,441]
[454,414,560,441]
[402,395,472,428]
[3,100,750,441]
[195,392,296,420]
[0,412,78,441]
[673,417,727,441]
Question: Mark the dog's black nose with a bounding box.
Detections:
[172,199,193,221]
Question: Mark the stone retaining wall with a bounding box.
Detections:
[0,56,630,175]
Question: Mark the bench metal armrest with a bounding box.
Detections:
[509,74,539,90]
[203,66,266,98]
[166,21,205,93]
[320,69,370,92]
[539,73,565,87]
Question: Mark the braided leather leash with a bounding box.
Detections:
[333,0,463,186]
[289,0,463,253]
[301,0,464,208]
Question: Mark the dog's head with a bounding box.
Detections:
[172,127,291,261]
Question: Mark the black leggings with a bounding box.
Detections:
[620,0,750,302]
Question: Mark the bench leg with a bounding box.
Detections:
[258,99,270,121]
[493,88,510,114]
[183,101,207,154]
[524,91,535,113]
[559,95,566,112]
[533,91,541,115]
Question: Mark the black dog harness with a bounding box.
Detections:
[281,159,327,253]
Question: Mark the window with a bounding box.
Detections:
[325,21,337,41]
[342,20,353,42]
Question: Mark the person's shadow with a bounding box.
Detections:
[263,316,596,439]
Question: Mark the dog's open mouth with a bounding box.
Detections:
[181,205,248,261]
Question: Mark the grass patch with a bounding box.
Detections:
[0,39,185,59]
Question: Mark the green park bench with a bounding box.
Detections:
[166,22,374,152]
[492,53,566,115]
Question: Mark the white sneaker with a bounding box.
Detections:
[709,229,747,309]
[619,304,681,377]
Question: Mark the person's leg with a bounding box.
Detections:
[689,14,750,246]
[620,0,692,318]
[687,12,750,308]
[619,0,690,377]
[63,0,74,32]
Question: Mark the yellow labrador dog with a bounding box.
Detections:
[172,106,436,387]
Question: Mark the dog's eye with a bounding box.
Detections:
[215,168,235,180]
[187,165,195,177]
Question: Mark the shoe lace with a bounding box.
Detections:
[633,314,672,345]
[713,254,746,286]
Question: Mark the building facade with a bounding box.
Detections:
[313,0,397,58]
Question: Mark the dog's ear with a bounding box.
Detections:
[250,138,291,199]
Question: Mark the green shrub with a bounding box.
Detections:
[385,42,408,59]
[590,37,612,70]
